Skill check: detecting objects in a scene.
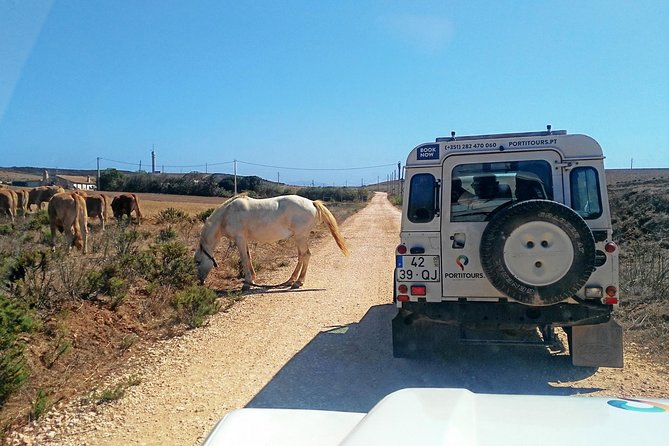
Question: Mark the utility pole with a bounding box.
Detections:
[151,145,156,174]
[630,158,634,169]
[277,172,280,184]
[96,157,100,191]
[205,163,208,174]
[139,160,142,172]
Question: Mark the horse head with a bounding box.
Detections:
[194,244,217,284]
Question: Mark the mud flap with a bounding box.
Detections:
[571,319,623,368]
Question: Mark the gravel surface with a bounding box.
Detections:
[7,192,669,446]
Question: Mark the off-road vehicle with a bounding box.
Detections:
[393,127,623,367]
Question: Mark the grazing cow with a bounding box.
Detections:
[111,193,142,224]
[0,189,16,222]
[85,194,108,230]
[15,190,29,218]
[28,186,65,211]
[48,192,88,253]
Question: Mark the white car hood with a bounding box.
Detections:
[202,388,669,445]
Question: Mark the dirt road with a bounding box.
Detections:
[13,193,669,445]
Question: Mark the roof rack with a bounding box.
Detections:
[436,127,567,142]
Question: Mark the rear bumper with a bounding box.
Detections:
[398,301,613,328]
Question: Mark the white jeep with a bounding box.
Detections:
[393,127,623,367]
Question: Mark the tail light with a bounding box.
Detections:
[398,284,408,294]
[606,286,617,297]
[397,244,407,254]
[605,242,618,253]
[397,295,409,302]
[410,285,427,296]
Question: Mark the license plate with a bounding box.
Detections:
[396,255,440,282]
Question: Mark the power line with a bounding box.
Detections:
[100,157,396,172]
[236,160,397,171]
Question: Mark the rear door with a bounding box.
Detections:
[441,150,564,299]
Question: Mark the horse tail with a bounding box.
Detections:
[313,200,349,256]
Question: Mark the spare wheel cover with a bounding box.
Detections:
[480,199,595,305]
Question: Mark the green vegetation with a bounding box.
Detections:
[609,178,669,351]
[0,293,36,407]
[29,389,50,421]
[171,285,220,329]
[155,207,191,224]
[295,186,371,202]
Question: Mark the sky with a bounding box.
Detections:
[1,0,668,186]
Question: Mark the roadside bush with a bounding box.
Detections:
[0,224,12,235]
[171,286,220,328]
[155,207,191,225]
[196,208,215,222]
[0,293,37,406]
[296,186,370,202]
[157,226,177,243]
[9,250,58,309]
[148,241,197,289]
[85,264,128,307]
[27,211,50,231]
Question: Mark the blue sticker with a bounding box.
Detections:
[396,256,403,268]
[417,144,439,160]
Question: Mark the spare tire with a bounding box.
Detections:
[480,199,595,306]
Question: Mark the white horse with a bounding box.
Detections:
[195,194,349,290]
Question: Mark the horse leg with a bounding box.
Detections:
[279,259,303,288]
[291,238,311,289]
[246,245,258,284]
[235,236,254,291]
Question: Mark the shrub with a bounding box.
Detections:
[10,250,58,309]
[171,286,220,328]
[156,207,190,224]
[0,293,36,406]
[148,241,197,289]
[85,262,129,307]
[196,208,215,222]
[29,389,50,420]
[157,226,177,242]
[27,210,50,231]
[0,224,12,235]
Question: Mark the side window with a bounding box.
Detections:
[570,167,602,219]
[408,174,437,223]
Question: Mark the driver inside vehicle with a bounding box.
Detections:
[471,175,500,200]
[451,178,475,203]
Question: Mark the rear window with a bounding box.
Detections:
[570,167,602,219]
[408,173,437,223]
[450,160,553,222]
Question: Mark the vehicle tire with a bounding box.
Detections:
[480,199,595,306]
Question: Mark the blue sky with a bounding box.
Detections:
[1,1,667,185]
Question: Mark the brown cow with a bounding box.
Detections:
[15,189,29,218]
[85,194,108,230]
[48,192,88,253]
[111,193,142,224]
[0,189,16,222]
[28,186,65,211]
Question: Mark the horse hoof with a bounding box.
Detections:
[290,282,302,289]
[241,283,251,291]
